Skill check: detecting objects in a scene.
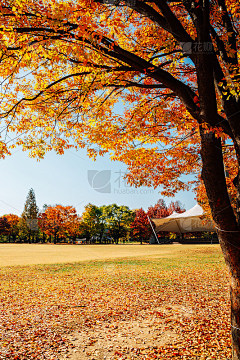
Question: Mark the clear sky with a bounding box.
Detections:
[0,96,198,216]
[0,145,197,216]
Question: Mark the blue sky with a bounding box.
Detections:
[0,146,197,216]
[0,93,198,216]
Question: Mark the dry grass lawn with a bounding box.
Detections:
[0,243,217,267]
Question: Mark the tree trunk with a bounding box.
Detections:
[217,230,240,359]
[231,275,240,359]
[200,132,240,358]
[193,11,240,352]
[200,129,240,359]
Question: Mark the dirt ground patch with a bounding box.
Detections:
[61,304,202,360]
[63,316,181,360]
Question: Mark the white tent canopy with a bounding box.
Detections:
[151,204,215,235]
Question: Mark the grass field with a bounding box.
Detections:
[0,243,213,267]
[0,244,231,359]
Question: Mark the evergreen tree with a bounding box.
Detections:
[20,189,39,243]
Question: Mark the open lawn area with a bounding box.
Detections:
[0,243,211,267]
[0,245,231,359]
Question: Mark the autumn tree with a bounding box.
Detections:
[1,0,240,356]
[130,208,152,244]
[64,211,82,242]
[0,217,10,241]
[147,199,169,219]
[167,201,186,215]
[38,205,80,243]
[4,214,19,242]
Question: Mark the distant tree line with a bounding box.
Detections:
[0,189,185,244]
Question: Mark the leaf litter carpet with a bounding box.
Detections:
[0,247,231,359]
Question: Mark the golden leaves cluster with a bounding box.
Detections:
[0,0,238,208]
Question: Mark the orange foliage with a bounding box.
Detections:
[0,214,19,238]
[38,205,81,242]
[0,0,238,216]
[4,214,19,228]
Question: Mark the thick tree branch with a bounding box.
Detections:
[153,0,193,43]
[217,0,238,66]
